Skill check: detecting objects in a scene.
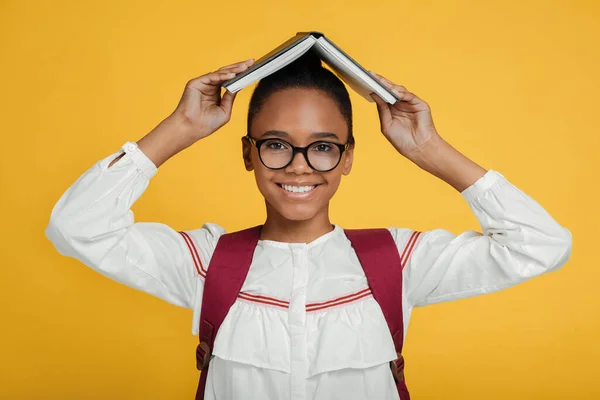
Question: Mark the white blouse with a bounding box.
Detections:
[45,141,572,400]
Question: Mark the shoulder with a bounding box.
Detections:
[388,227,449,269]
[184,222,227,242]
[387,227,424,250]
[388,227,455,248]
[178,223,227,278]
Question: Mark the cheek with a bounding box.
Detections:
[252,165,276,193]
[323,172,342,194]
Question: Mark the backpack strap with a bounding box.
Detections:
[194,225,262,400]
[194,226,410,400]
[345,228,410,400]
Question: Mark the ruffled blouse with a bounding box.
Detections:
[45,141,572,400]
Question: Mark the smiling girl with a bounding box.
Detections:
[46,51,572,400]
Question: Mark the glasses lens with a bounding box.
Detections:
[259,139,293,169]
[308,142,342,171]
[258,139,343,171]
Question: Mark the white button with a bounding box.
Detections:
[126,144,136,152]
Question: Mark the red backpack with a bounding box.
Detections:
[194,226,410,400]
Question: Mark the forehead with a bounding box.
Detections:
[250,88,348,143]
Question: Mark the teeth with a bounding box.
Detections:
[281,184,316,193]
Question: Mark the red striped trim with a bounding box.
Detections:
[400,231,422,269]
[307,291,373,312]
[179,231,207,278]
[238,293,289,309]
[236,288,373,312]
[238,292,289,306]
[306,288,371,308]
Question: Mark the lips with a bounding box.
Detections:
[276,183,322,196]
[280,184,316,193]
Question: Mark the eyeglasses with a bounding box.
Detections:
[245,135,350,172]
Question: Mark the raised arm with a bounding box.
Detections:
[370,73,572,306]
[391,169,572,307]
[45,59,255,308]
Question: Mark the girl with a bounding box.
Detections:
[46,51,572,400]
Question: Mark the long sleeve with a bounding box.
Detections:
[391,170,573,308]
[45,142,219,309]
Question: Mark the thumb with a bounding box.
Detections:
[370,93,392,129]
[220,88,237,116]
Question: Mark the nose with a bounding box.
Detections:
[284,151,313,175]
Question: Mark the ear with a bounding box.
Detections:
[341,144,354,176]
[242,136,254,171]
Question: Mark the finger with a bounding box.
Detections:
[392,89,423,106]
[369,71,409,93]
[218,58,255,71]
[370,71,394,90]
[370,93,392,127]
[369,72,424,106]
[220,89,237,115]
[188,71,237,89]
[218,62,254,75]
[372,75,406,102]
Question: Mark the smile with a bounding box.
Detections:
[276,183,321,195]
[280,184,316,193]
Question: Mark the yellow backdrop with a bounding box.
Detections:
[1,0,598,398]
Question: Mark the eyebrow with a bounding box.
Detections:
[260,130,340,140]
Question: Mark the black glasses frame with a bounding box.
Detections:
[245,135,350,172]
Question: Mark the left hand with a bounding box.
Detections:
[370,72,441,160]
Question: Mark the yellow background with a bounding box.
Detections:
[1,0,598,398]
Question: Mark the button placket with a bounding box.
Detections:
[288,244,308,400]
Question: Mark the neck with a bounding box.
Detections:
[260,204,334,243]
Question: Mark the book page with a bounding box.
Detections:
[224,35,317,93]
[314,37,398,104]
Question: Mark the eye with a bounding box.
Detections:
[265,140,290,150]
[312,143,334,152]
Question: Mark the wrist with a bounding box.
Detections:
[408,135,487,192]
[136,116,194,168]
[164,113,199,150]
[406,134,448,170]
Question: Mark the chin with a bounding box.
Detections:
[277,204,322,221]
[261,182,331,222]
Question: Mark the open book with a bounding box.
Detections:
[223,31,401,104]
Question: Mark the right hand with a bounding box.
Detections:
[171,58,255,143]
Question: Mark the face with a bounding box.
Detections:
[243,88,354,221]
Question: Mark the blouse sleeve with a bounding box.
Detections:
[390,170,573,308]
[44,141,224,310]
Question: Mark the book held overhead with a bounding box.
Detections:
[223,31,401,104]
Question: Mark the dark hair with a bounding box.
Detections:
[247,50,354,145]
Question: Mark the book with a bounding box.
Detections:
[223,31,401,104]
